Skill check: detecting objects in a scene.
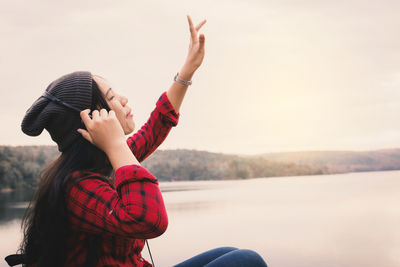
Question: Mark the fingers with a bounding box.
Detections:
[187,15,197,41]
[81,108,114,123]
[92,109,100,120]
[199,34,205,52]
[79,109,93,143]
[195,19,207,31]
[109,109,116,118]
[77,128,93,143]
[80,109,92,126]
[78,109,118,145]
[199,33,205,48]
[99,108,108,118]
[187,15,206,45]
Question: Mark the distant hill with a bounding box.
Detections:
[258,149,400,172]
[141,149,331,181]
[0,146,331,190]
[2,146,400,191]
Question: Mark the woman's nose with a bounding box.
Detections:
[120,95,128,106]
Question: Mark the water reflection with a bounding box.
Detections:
[1,172,399,267]
[0,189,33,224]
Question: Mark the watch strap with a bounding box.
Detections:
[174,72,192,86]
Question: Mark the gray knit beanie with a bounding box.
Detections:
[21,71,93,152]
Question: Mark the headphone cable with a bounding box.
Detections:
[146,239,155,267]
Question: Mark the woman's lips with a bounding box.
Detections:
[126,109,133,117]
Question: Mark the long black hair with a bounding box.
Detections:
[18,79,113,266]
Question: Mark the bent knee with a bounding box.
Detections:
[218,246,239,252]
[235,249,268,267]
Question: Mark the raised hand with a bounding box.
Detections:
[184,15,207,72]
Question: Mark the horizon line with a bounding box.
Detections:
[1,144,400,156]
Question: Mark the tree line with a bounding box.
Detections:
[0,146,59,190]
[0,146,333,191]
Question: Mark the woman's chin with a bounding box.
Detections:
[124,128,134,135]
[124,123,135,135]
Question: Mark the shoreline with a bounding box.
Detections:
[2,168,400,194]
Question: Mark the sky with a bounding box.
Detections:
[1,0,400,155]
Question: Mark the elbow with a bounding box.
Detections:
[122,209,168,239]
[143,212,168,239]
[142,195,169,238]
[157,213,168,235]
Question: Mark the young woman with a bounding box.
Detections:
[6,15,267,267]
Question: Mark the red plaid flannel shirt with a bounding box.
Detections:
[64,91,179,266]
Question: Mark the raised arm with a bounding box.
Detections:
[167,15,207,114]
[126,92,180,162]
[126,15,207,161]
[78,15,206,163]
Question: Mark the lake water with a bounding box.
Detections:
[1,170,399,267]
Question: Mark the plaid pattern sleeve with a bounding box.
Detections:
[127,91,180,162]
[66,164,168,239]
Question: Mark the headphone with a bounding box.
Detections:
[41,91,92,128]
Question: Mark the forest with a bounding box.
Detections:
[0,145,332,191]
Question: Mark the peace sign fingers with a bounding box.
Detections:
[195,19,207,31]
[187,15,207,43]
[187,15,196,42]
[184,15,207,72]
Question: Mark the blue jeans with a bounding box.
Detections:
[172,247,268,267]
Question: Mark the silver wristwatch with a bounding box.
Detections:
[174,72,192,86]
